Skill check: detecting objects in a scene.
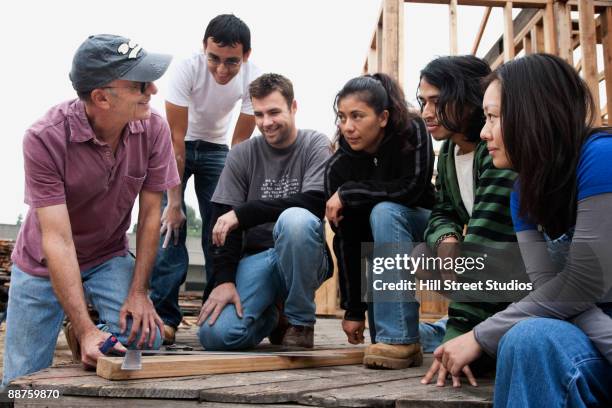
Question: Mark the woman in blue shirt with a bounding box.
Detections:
[422,53,612,406]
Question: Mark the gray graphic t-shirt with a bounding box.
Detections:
[212,129,331,251]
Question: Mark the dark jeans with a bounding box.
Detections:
[150,140,228,328]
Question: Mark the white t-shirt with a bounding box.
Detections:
[454,144,475,216]
[165,52,262,144]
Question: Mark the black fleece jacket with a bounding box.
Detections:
[324,117,435,320]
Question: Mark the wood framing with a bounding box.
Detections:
[554,1,574,62]
[450,0,459,54]
[579,0,602,124]
[602,7,612,123]
[504,2,516,60]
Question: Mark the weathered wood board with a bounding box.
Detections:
[96,348,365,380]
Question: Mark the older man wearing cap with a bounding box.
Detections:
[2,34,179,386]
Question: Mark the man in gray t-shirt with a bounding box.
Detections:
[196,74,332,350]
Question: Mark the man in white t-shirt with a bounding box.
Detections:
[150,14,262,344]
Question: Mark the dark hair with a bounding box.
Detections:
[334,73,419,150]
[76,90,92,103]
[419,55,491,143]
[486,53,598,237]
[249,73,294,108]
[203,14,251,54]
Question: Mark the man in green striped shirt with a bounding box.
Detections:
[417,56,517,383]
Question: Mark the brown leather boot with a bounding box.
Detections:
[268,313,289,345]
[281,325,314,348]
[363,343,423,369]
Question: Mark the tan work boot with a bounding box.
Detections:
[163,325,176,345]
[281,325,314,348]
[363,343,423,369]
[63,322,81,363]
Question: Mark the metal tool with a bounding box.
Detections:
[121,349,142,370]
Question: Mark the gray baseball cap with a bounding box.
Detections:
[69,34,172,92]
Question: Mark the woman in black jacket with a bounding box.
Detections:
[325,73,436,369]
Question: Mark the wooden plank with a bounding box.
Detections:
[523,34,533,54]
[544,0,558,53]
[404,0,548,8]
[601,7,612,122]
[555,0,574,63]
[579,0,602,124]
[96,348,365,381]
[14,367,345,400]
[14,396,312,408]
[450,0,459,55]
[472,7,493,54]
[402,0,612,8]
[382,0,402,82]
[300,375,494,408]
[315,223,339,316]
[504,2,515,61]
[199,369,425,404]
[532,22,546,52]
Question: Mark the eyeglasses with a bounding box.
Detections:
[206,55,242,69]
[102,82,150,94]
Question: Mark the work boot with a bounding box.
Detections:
[63,322,81,363]
[363,343,423,369]
[163,325,176,345]
[282,324,314,348]
[268,313,289,345]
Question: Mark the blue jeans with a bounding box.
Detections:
[366,202,444,346]
[198,208,330,350]
[2,255,162,386]
[150,140,228,328]
[495,318,612,407]
[494,229,612,406]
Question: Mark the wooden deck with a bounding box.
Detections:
[6,318,494,407]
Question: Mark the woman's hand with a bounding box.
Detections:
[326,192,344,227]
[421,331,482,387]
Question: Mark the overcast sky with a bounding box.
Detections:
[0,0,512,225]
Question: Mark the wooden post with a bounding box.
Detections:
[382,0,402,83]
[504,2,515,61]
[532,23,545,52]
[579,0,602,124]
[450,0,459,55]
[472,6,492,55]
[544,0,558,53]
[523,34,533,54]
[554,1,574,63]
[601,7,612,125]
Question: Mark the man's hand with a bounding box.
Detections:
[79,327,127,368]
[421,331,481,388]
[160,204,186,248]
[119,291,164,348]
[212,210,239,247]
[197,282,243,326]
[342,319,365,344]
[326,192,344,227]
